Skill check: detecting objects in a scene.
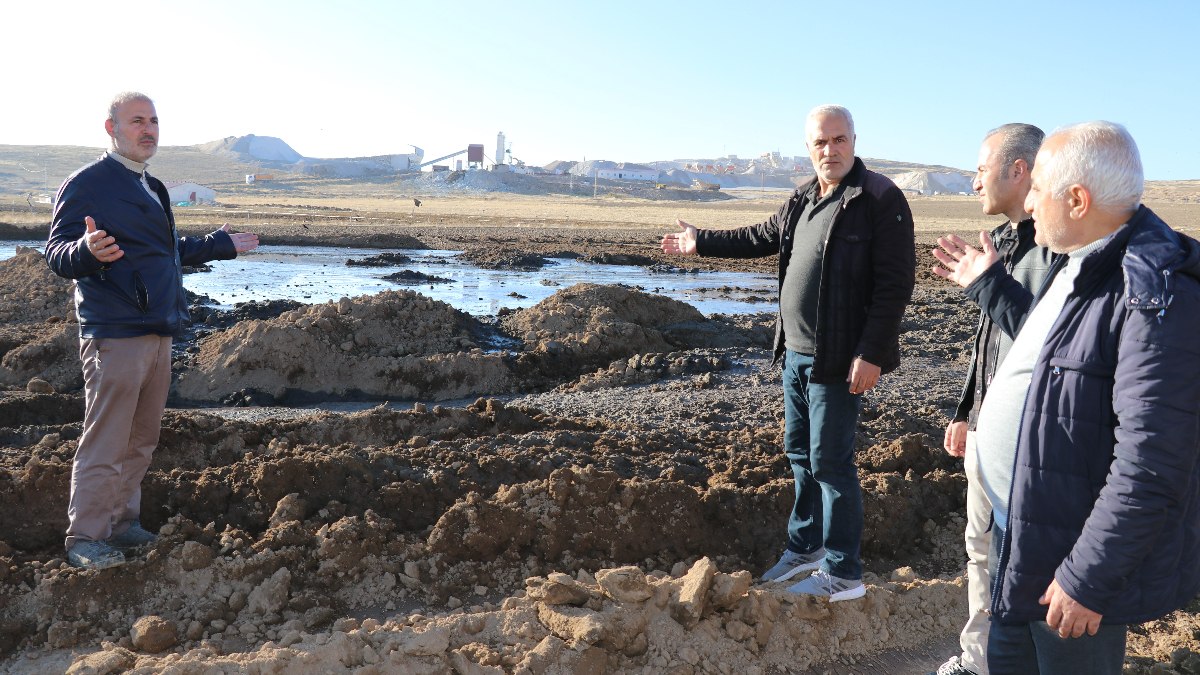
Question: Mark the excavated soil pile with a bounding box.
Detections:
[0,248,80,394]
[175,291,509,404]
[176,284,752,406]
[0,390,979,674]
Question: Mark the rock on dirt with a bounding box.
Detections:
[130,615,178,653]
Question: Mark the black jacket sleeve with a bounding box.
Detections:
[964,262,1040,338]
[694,191,798,258]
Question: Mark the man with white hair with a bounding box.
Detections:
[661,105,915,600]
[943,121,1200,673]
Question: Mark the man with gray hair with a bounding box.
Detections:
[662,105,915,600]
[941,121,1200,673]
[46,92,260,569]
[930,123,1058,675]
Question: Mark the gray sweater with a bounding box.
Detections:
[975,233,1112,525]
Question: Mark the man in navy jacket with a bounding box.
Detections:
[45,92,259,569]
[945,122,1200,674]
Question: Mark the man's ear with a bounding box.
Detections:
[1067,184,1090,220]
[1010,158,1029,180]
[104,118,115,139]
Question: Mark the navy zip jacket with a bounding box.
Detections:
[976,205,1200,624]
[695,158,915,382]
[45,154,237,338]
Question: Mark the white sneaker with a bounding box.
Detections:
[786,569,866,602]
[761,547,826,583]
[931,655,979,675]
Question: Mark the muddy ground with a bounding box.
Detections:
[0,213,1197,674]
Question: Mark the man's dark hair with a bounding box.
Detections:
[986,123,1044,173]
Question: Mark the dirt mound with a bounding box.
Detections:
[382,270,453,284]
[0,249,82,393]
[0,248,73,326]
[345,252,413,267]
[459,249,554,270]
[504,283,703,358]
[174,283,754,405]
[175,291,511,404]
[41,556,972,674]
[0,395,973,671]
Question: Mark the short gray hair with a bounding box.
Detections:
[806,105,855,137]
[107,91,154,122]
[985,123,1044,173]
[1041,121,1143,212]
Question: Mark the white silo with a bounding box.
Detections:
[496,132,506,168]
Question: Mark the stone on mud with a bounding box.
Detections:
[670,557,717,628]
[178,540,215,571]
[391,625,451,656]
[710,570,752,610]
[130,615,178,653]
[527,573,592,606]
[595,566,653,603]
[269,493,307,527]
[25,378,53,394]
[65,646,135,675]
[246,567,292,616]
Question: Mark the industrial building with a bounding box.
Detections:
[165,181,215,204]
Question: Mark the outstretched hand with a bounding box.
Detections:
[932,231,1000,288]
[661,219,698,256]
[82,216,124,264]
[221,223,260,253]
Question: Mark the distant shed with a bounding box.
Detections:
[165,181,216,204]
[595,163,658,182]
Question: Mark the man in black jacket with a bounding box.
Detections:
[929,124,1056,675]
[46,92,259,569]
[661,105,915,601]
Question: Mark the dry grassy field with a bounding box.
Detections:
[5,186,1199,244]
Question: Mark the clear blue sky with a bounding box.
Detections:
[4,1,1198,179]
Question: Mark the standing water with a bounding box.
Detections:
[2,242,777,316]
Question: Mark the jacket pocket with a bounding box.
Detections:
[1043,356,1116,487]
[133,272,149,313]
[99,265,149,315]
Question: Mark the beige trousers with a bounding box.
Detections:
[960,430,993,674]
[65,335,172,551]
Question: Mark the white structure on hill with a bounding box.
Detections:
[594,163,658,182]
[890,171,974,195]
[165,181,215,204]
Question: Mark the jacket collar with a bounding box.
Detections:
[1078,205,1199,313]
[795,157,867,203]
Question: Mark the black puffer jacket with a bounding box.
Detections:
[975,206,1200,624]
[954,219,1060,426]
[696,158,915,382]
[45,154,236,338]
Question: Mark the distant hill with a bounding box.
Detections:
[198,135,303,164]
[0,135,426,196]
[22,140,1195,202]
[0,143,266,196]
